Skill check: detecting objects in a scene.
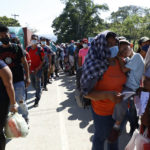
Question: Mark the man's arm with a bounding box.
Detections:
[48,54,52,69]
[0,66,17,112]
[21,56,31,88]
[78,56,82,67]
[85,90,123,104]
[117,57,130,73]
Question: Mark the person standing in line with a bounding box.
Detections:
[26,35,45,107]
[0,60,17,150]
[40,37,52,91]
[81,31,126,150]
[68,40,76,75]
[78,38,89,67]
[0,25,30,123]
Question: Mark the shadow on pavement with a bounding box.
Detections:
[56,72,131,149]
[56,73,94,140]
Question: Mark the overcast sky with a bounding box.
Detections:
[0,0,149,37]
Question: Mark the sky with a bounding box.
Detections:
[0,0,149,39]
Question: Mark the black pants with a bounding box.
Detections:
[43,66,48,88]
[0,100,9,150]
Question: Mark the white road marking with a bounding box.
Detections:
[56,80,69,150]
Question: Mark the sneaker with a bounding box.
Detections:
[25,118,29,124]
[34,103,39,107]
[33,98,39,107]
[43,87,48,91]
[107,128,120,143]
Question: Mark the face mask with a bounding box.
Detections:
[31,40,37,45]
[142,45,150,52]
[41,41,46,45]
[0,37,10,45]
[0,41,2,46]
[83,43,88,48]
[109,46,119,58]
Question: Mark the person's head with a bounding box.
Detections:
[0,25,10,46]
[140,45,150,58]
[80,39,83,45]
[31,34,38,46]
[40,37,46,46]
[139,37,150,58]
[82,38,88,48]
[118,40,132,58]
[10,33,20,45]
[106,32,118,48]
[70,40,74,45]
[106,32,119,58]
[138,37,150,52]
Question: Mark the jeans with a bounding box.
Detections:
[14,81,29,120]
[91,108,118,150]
[113,87,134,122]
[0,99,9,150]
[30,69,42,103]
[127,100,139,135]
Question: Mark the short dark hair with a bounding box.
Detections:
[40,37,46,41]
[0,25,9,33]
[31,34,38,40]
[106,32,117,40]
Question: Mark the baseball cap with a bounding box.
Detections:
[82,38,88,43]
[119,39,131,45]
[139,37,150,44]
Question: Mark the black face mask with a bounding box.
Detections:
[0,37,10,45]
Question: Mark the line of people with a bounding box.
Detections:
[0,25,64,150]
[1,23,150,150]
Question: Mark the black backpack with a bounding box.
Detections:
[75,67,91,109]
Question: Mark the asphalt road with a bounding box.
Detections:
[6,72,131,150]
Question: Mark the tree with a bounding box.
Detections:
[110,5,148,23]
[52,0,108,43]
[109,5,150,49]
[0,16,20,27]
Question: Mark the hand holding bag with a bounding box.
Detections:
[4,112,29,139]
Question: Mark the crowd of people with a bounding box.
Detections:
[0,24,150,150]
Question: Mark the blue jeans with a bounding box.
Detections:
[30,69,42,102]
[14,81,29,120]
[91,108,118,150]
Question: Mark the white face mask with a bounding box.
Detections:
[83,43,88,48]
[31,40,37,45]
[41,41,46,45]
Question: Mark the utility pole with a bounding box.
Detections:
[11,14,19,20]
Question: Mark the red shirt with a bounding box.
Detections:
[26,47,44,72]
[92,59,126,116]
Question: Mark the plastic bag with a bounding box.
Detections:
[75,88,91,108]
[4,112,29,139]
[125,129,150,150]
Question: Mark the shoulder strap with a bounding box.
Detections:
[37,46,43,61]
[27,46,32,52]
[11,43,19,53]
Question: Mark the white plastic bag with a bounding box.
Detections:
[4,112,29,139]
[125,129,150,150]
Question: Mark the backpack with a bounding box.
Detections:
[75,67,91,109]
[11,43,19,53]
